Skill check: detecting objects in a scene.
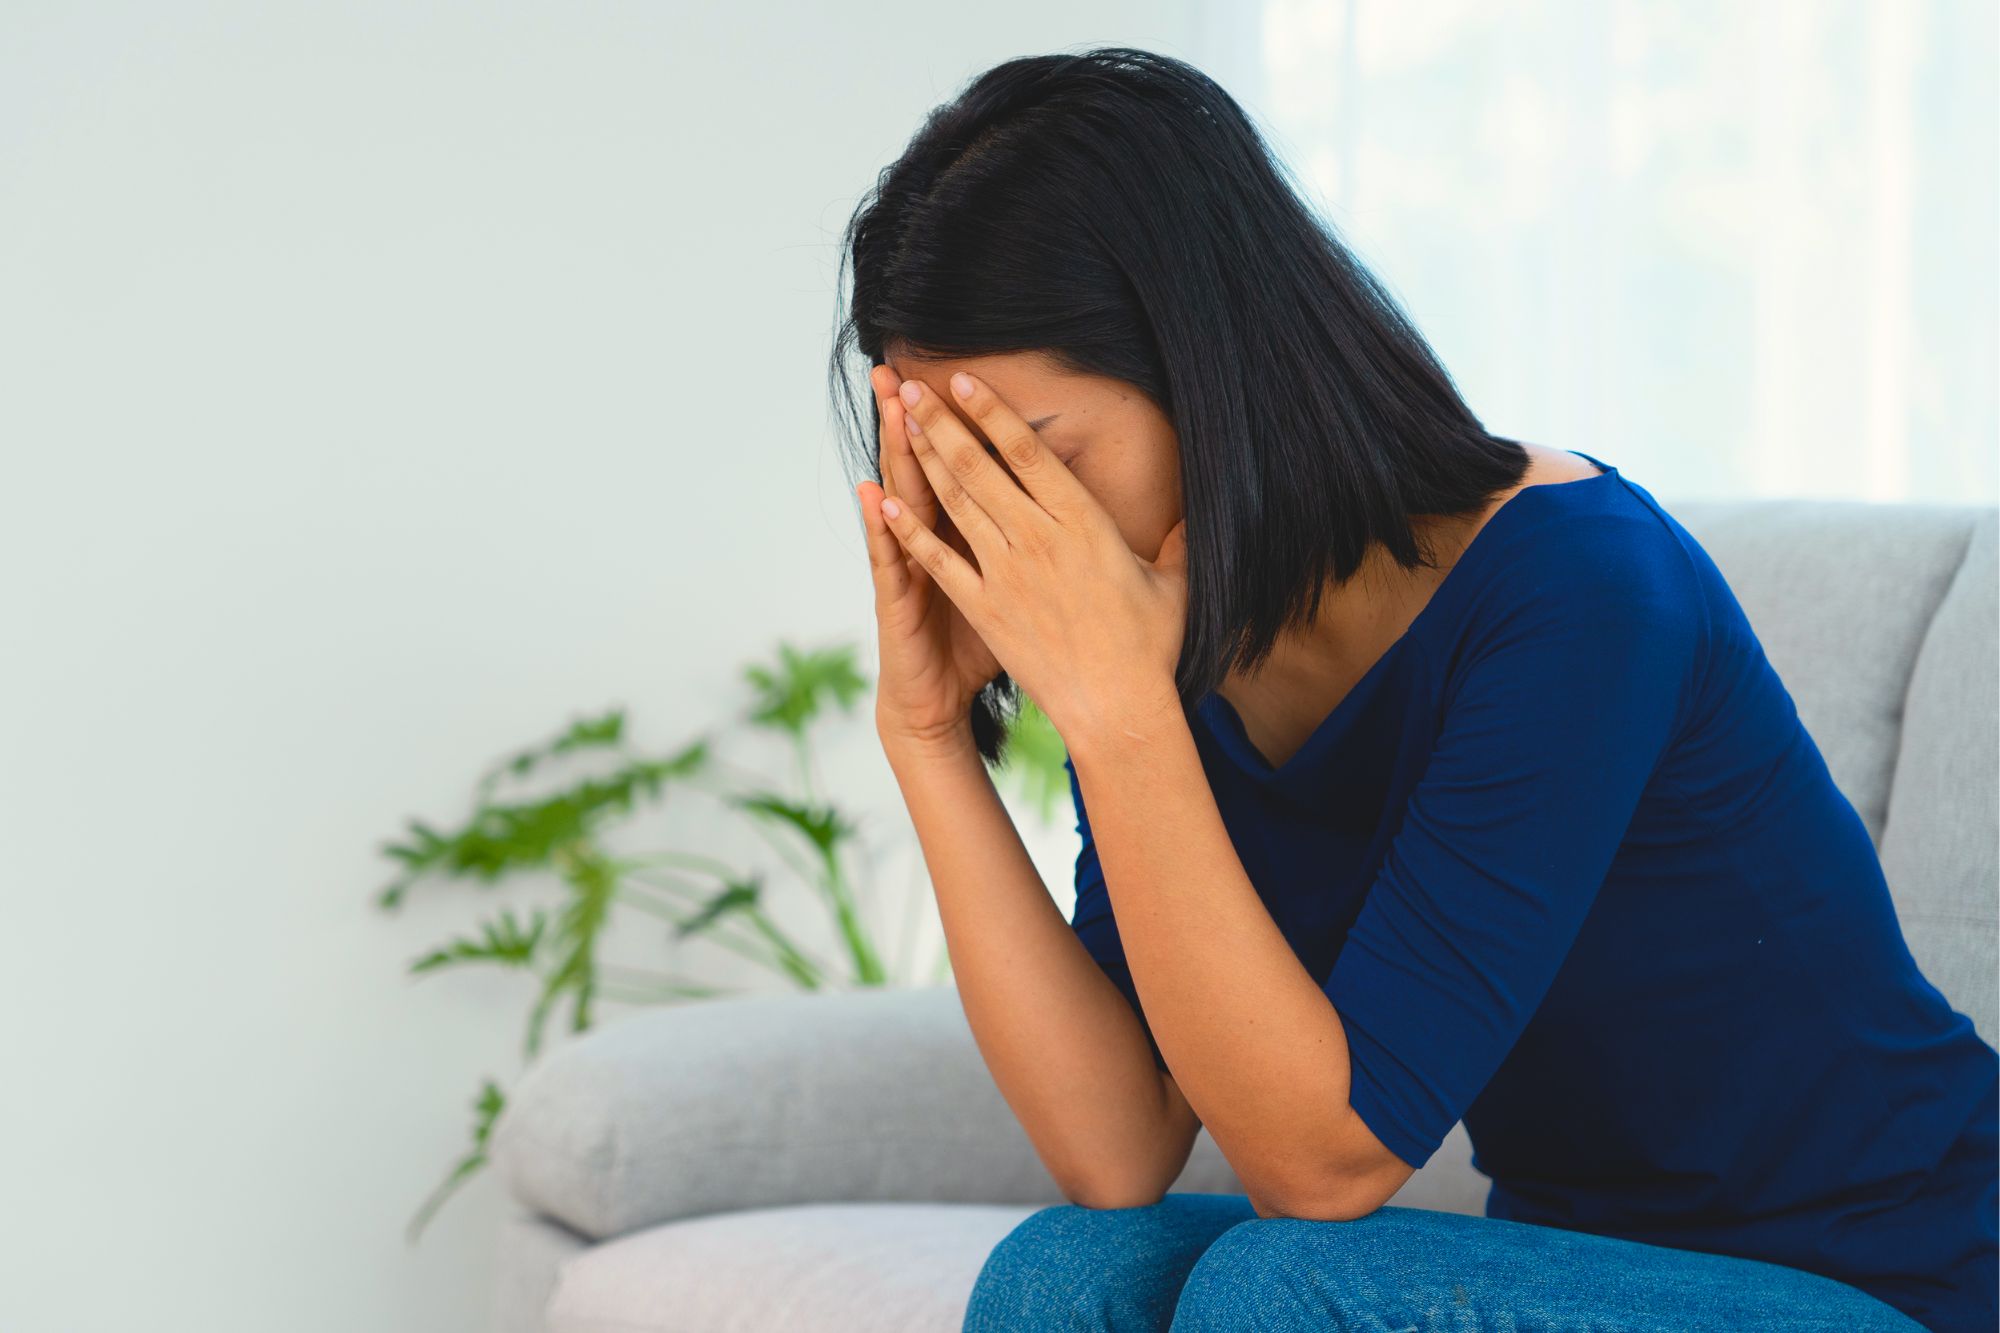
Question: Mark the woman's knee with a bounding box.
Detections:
[1168,1207,1931,1333]
[1169,1209,1433,1331]
[964,1194,1259,1333]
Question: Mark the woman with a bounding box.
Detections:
[828,47,1997,1333]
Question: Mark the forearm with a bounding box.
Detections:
[880,729,1192,1203]
[1064,685,1400,1218]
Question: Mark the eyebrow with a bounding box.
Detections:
[1027,413,1060,431]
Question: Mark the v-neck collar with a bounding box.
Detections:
[1197,451,1620,786]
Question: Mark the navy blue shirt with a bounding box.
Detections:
[1064,451,1997,1333]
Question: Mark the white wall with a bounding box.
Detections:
[0,5,1214,1330]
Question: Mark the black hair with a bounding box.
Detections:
[828,45,1530,766]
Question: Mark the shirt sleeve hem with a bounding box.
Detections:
[1345,1064,1443,1173]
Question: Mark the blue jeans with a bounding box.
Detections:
[962,1195,1927,1332]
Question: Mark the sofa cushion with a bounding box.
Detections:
[1667,499,1975,846]
[493,1210,589,1333]
[544,1201,1037,1333]
[491,984,1246,1240]
[1878,511,1999,1046]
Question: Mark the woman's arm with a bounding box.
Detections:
[881,726,1202,1206]
[1064,687,1416,1220]
[863,369,1395,1212]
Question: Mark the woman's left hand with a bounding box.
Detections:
[876,370,1189,748]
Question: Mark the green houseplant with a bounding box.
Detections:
[375,640,1070,1239]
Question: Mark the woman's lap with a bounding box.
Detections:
[961,1194,1926,1333]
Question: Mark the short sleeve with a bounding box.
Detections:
[1323,536,1702,1169]
[1065,754,1171,1072]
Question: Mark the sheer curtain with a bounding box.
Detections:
[1197,0,1996,503]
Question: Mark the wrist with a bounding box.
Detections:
[1061,678,1190,771]
[877,721,981,770]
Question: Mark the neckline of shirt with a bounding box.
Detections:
[1198,449,1622,785]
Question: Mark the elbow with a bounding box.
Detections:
[1242,1155,1409,1223]
[1252,1179,1391,1223]
[1056,1149,1186,1211]
[1256,1176,1384,1216]
[1061,1178,1169,1211]
[1231,1109,1417,1222]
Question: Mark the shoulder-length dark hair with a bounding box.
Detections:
[828,45,1529,766]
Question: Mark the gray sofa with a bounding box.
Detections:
[489,498,1999,1333]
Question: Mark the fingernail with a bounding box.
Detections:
[882,497,902,519]
[904,411,922,434]
[899,380,921,407]
[952,373,974,399]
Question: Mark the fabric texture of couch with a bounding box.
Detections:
[488,497,2000,1333]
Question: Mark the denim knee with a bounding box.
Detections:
[1170,1214,1397,1331]
[1166,1207,1938,1333]
[964,1194,1259,1333]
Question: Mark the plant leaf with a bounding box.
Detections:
[375,738,709,908]
[410,909,547,975]
[524,847,618,1058]
[673,877,762,940]
[405,1079,506,1243]
[725,791,853,858]
[742,642,868,739]
[477,707,630,796]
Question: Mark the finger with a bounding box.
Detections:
[942,371,1103,531]
[875,368,941,528]
[857,480,913,603]
[869,366,910,505]
[938,506,980,573]
[897,378,1025,559]
[892,399,945,530]
[879,489,982,613]
[873,370,956,593]
[870,365,898,498]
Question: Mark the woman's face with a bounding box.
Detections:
[881,345,1183,563]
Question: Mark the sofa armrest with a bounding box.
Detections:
[490,983,1246,1240]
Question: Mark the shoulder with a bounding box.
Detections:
[1469,479,1709,666]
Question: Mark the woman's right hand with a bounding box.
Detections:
[858,363,1004,752]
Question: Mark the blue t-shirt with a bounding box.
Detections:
[1063,451,1998,1333]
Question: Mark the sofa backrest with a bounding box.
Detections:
[1668,500,1998,1047]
